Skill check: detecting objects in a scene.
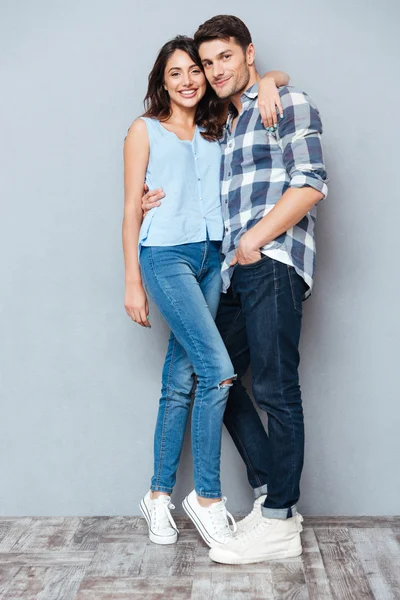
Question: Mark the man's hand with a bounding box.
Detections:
[258,76,284,130]
[230,232,262,266]
[142,183,165,217]
[124,282,151,328]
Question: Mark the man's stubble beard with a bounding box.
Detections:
[214,62,251,102]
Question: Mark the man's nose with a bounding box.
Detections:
[212,61,224,79]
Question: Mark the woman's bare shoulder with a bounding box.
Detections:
[124,117,148,143]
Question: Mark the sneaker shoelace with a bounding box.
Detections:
[151,496,178,532]
[238,495,265,528]
[209,496,237,539]
[234,517,273,543]
[235,513,304,544]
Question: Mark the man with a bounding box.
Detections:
[143,15,328,564]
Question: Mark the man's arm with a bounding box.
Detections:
[231,89,328,265]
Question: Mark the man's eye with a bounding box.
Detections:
[223,54,231,60]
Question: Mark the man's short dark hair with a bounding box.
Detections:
[194,15,252,54]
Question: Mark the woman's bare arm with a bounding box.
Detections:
[258,70,290,128]
[263,70,290,87]
[122,118,151,327]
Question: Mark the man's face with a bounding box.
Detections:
[198,37,252,100]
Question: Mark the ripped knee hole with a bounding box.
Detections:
[218,374,237,390]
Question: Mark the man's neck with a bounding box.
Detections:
[230,71,261,114]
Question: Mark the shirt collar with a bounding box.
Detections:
[242,81,259,100]
[226,82,259,129]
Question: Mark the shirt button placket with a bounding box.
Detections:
[192,139,205,237]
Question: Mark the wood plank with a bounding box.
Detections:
[301,528,333,600]
[139,540,197,577]
[0,566,21,597]
[0,519,33,552]
[0,567,49,600]
[36,566,87,600]
[68,518,113,551]
[350,528,400,600]
[0,551,93,567]
[100,528,200,544]
[191,571,275,600]
[11,518,80,552]
[0,524,12,546]
[391,526,400,547]
[85,538,146,577]
[76,576,192,599]
[270,560,309,600]
[314,528,374,599]
[0,565,86,600]
[305,516,400,528]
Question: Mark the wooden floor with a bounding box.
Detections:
[0,516,400,599]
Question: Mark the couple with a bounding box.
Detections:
[122,14,328,565]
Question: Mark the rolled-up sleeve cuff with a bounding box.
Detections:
[290,172,328,199]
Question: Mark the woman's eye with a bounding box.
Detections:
[171,73,180,77]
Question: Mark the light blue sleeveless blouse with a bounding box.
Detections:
[138,117,223,253]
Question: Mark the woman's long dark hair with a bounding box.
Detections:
[143,36,225,141]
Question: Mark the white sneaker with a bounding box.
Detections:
[235,494,267,534]
[139,491,178,545]
[182,490,237,548]
[209,513,304,564]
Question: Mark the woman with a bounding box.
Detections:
[122,35,289,547]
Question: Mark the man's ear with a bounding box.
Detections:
[247,43,256,67]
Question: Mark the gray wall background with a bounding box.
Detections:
[1,0,399,516]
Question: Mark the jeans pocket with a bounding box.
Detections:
[287,265,304,315]
[237,254,270,270]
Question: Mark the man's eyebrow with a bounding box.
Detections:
[168,63,198,73]
[202,50,232,63]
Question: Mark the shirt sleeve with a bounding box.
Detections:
[275,88,328,199]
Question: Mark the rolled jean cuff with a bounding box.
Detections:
[195,489,222,499]
[253,484,268,499]
[261,504,298,520]
[150,485,173,494]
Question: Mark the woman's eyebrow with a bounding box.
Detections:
[168,64,198,73]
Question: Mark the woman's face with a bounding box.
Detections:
[163,49,207,110]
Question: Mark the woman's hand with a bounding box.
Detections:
[124,283,151,327]
[258,76,284,130]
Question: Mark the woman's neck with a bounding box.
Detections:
[165,103,197,127]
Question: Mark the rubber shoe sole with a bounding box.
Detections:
[139,498,178,545]
[209,542,303,564]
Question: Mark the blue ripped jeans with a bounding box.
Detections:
[140,239,235,498]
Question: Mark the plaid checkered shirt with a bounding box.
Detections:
[219,83,328,299]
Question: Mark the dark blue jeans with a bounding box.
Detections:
[216,255,307,519]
